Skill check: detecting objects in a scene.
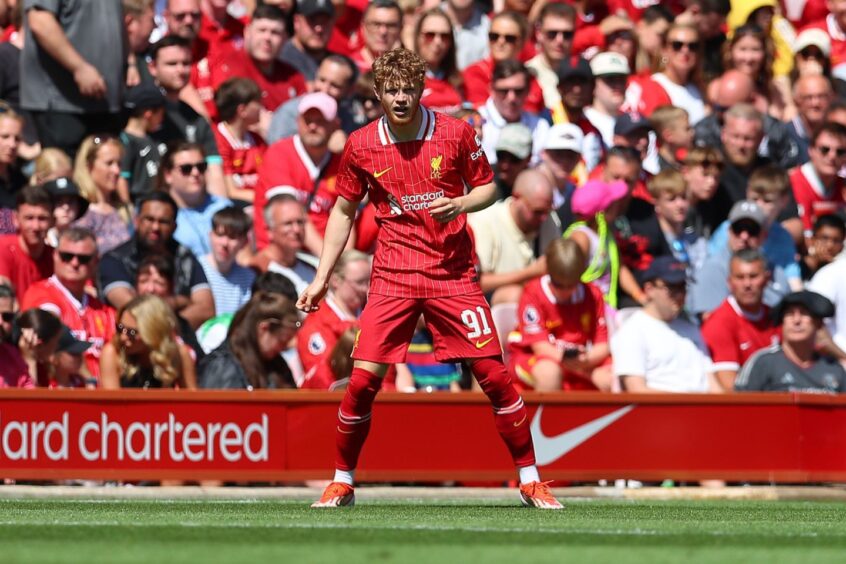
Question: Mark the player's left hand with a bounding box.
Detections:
[429,197,464,223]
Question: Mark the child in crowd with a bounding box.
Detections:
[199,206,255,316]
[650,105,694,171]
[119,82,167,203]
[212,77,267,203]
[802,215,846,281]
[45,327,92,389]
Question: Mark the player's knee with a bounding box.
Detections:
[532,360,563,391]
[470,357,511,390]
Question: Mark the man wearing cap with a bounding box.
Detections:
[479,60,550,167]
[701,248,780,392]
[551,56,604,177]
[612,255,716,393]
[584,52,631,148]
[736,291,846,393]
[535,123,583,250]
[689,200,791,318]
[787,75,835,163]
[209,5,307,114]
[253,92,341,254]
[21,226,115,384]
[467,169,553,302]
[526,3,577,110]
[120,82,168,202]
[493,123,533,199]
[42,177,88,247]
[281,0,336,81]
[612,112,652,164]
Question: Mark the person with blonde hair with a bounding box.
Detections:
[100,294,197,389]
[72,134,132,254]
[30,148,72,186]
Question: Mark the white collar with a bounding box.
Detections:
[540,275,585,305]
[293,134,330,180]
[377,107,435,145]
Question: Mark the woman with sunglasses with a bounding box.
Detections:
[412,8,463,115]
[100,294,197,390]
[463,11,545,113]
[72,134,132,255]
[632,23,706,125]
[198,291,299,390]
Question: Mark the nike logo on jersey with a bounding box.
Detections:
[531,405,634,465]
[374,167,392,178]
[475,337,494,349]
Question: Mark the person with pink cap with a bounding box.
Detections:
[563,177,643,308]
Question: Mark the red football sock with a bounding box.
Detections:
[470,357,536,468]
[335,366,383,471]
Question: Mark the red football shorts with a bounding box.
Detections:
[352,292,502,363]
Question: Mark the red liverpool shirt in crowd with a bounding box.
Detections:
[789,162,846,235]
[0,234,53,303]
[21,276,117,381]
[213,122,266,194]
[805,14,846,69]
[335,107,493,298]
[462,58,547,114]
[193,11,247,62]
[253,136,342,249]
[296,295,356,372]
[701,296,779,374]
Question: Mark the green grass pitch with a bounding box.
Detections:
[1,496,845,563]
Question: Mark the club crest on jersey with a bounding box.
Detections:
[431,155,443,179]
[523,306,540,325]
[308,333,327,356]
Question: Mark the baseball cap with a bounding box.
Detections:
[590,52,630,77]
[57,326,92,355]
[614,112,652,137]
[599,14,634,37]
[543,123,583,153]
[298,92,338,120]
[41,177,89,217]
[571,179,628,217]
[642,256,688,285]
[728,200,766,226]
[297,0,335,18]
[557,56,593,82]
[125,82,166,111]
[773,290,835,322]
[793,28,831,57]
[495,123,533,160]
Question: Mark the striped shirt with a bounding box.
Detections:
[198,255,255,316]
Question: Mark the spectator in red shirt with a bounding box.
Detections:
[509,237,611,392]
[701,248,780,392]
[412,8,464,115]
[20,226,116,384]
[254,92,341,254]
[464,11,545,113]
[213,77,267,203]
[209,5,307,115]
[297,249,370,372]
[350,0,402,73]
[164,0,244,62]
[0,185,53,302]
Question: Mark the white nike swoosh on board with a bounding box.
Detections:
[531,405,635,466]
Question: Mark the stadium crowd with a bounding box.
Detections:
[1,0,846,395]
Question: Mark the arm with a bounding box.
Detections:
[179,288,216,330]
[177,344,198,390]
[618,264,646,305]
[297,196,359,312]
[428,182,497,222]
[99,342,121,389]
[205,162,227,198]
[27,8,106,98]
[106,286,137,310]
[479,259,546,294]
[620,375,669,393]
[714,370,738,392]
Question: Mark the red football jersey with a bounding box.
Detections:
[213,122,266,194]
[193,12,247,63]
[789,162,846,235]
[336,108,493,298]
[21,276,117,382]
[210,50,307,113]
[701,297,779,373]
[805,16,846,69]
[296,295,356,372]
[462,58,546,114]
[421,75,463,115]
[508,277,608,356]
[253,136,343,249]
[0,235,53,303]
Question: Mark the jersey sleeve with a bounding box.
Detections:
[188,256,211,295]
[213,129,235,175]
[334,135,368,203]
[701,309,741,372]
[457,121,494,189]
[734,351,772,391]
[515,286,552,347]
[588,284,608,345]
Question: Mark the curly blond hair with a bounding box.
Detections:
[114,295,182,387]
[372,48,427,94]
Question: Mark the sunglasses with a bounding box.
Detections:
[421,31,451,42]
[815,145,846,157]
[116,323,139,339]
[670,40,700,52]
[799,48,825,60]
[731,221,762,237]
[489,32,520,44]
[0,312,14,323]
[172,10,201,21]
[690,158,722,169]
[496,151,525,163]
[58,251,95,265]
[493,86,528,96]
[176,162,208,175]
[543,29,575,41]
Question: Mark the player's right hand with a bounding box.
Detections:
[297,280,329,313]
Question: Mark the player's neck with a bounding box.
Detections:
[384,111,424,141]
